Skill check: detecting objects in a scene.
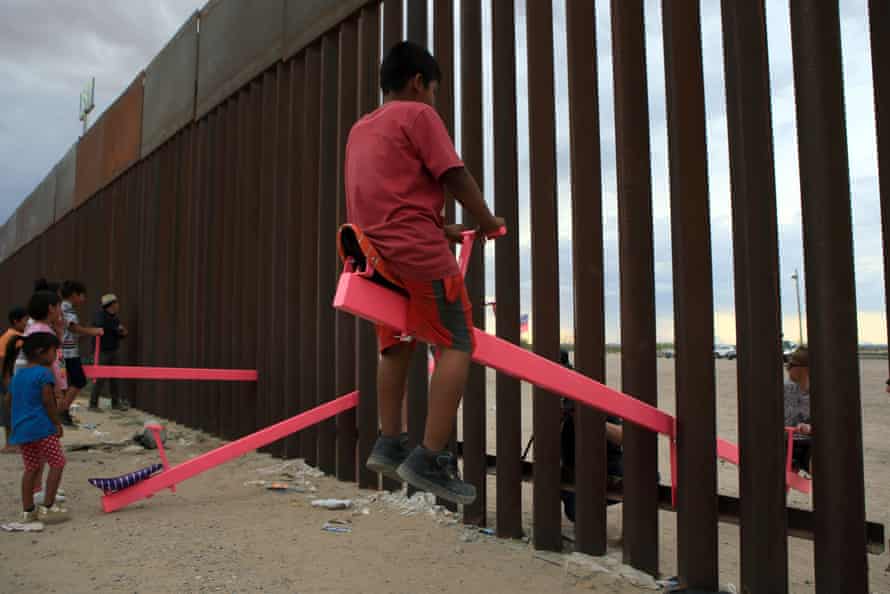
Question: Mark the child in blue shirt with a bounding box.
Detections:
[4,332,69,523]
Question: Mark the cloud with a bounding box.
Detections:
[2,0,886,345]
[0,1,201,221]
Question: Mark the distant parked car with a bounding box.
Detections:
[782,341,798,362]
[659,349,675,359]
[714,345,737,360]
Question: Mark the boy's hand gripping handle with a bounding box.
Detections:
[458,226,507,278]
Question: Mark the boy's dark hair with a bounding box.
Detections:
[34,278,60,294]
[28,291,61,321]
[8,307,27,326]
[380,41,441,94]
[61,280,87,299]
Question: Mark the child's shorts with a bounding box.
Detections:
[376,274,475,354]
[64,357,87,389]
[21,435,66,472]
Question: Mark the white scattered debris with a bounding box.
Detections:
[254,459,324,479]
[311,499,353,510]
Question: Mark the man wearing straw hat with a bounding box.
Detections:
[91,294,129,411]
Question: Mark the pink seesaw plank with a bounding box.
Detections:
[87,337,257,381]
[717,436,811,495]
[334,271,812,495]
[101,392,359,513]
[84,365,258,381]
[334,272,673,436]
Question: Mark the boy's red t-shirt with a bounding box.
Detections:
[345,101,464,281]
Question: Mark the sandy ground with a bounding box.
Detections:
[0,356,887,593]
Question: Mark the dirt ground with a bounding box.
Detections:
[0,356,887,593]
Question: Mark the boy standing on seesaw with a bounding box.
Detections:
[345,41,503,504]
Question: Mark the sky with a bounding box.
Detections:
[0,0,886,345]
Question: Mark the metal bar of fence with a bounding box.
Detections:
[317,31,341,476]
[491,0,522,540]
[405,0,430,497]
[460,0,488,527]
[610,0,660,575]
[789,2,869,591]
[525,0,562,550]
[661,0,719,587]
[258,69,279,452]
[301,45,323,464]
[219,103,237,438]
[434,0,459,512]
[284,55,306,458]
[434,0,456,227]
[336,15,360,482]
[565,0,608,556]
[720,1,789,590]
[239,79,266,437]
[869,0,890,377]
[383,0,403,53]
[356,2,381,490]
[269,61,291,458]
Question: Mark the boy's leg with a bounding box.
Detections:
[395,276,477,504]
[377,341,414,437]
[366,337,414,481]
[423,347,470,450]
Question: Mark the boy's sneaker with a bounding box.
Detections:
[366,433,409,481]
[22,508,39,523]
[397,446,477,505]
[112,400,130,412]
[38,504,69,524]
[60,410,75,427]
[33,490,66,506]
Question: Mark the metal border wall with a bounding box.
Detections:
[0,2,883,591]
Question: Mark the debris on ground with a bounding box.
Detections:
[378,490,459,525]
[311,499,352,510]
[1,522,44,533]
[321,519,352,534]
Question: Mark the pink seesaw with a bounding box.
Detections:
[95,392,359,512]
[84,337,258,382]
[334,225,811,501]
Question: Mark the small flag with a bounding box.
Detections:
[520,314,529,335]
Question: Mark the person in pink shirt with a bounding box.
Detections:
[345,41,503,504]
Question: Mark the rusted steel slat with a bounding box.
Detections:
[789,3,868,591]
[869,0,890,377]
[257,69,279,452]
[316,33,341,475]
[356,3,381,490]
[383,0,403,54]
[610,0,659,574]
[662,1,719,587]
[460,0,488,527]
[565,0,608,555]
[491,0,522,539]
[720,1,789,590]
[336,17,360,482]
[301,46,323,464]
[525,0,561,549]
[284,56,306,458]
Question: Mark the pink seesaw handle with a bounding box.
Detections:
[459,226,507,277]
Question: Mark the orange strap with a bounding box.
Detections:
[337,224,404,289]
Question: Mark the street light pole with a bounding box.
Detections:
[791,269,803,345]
